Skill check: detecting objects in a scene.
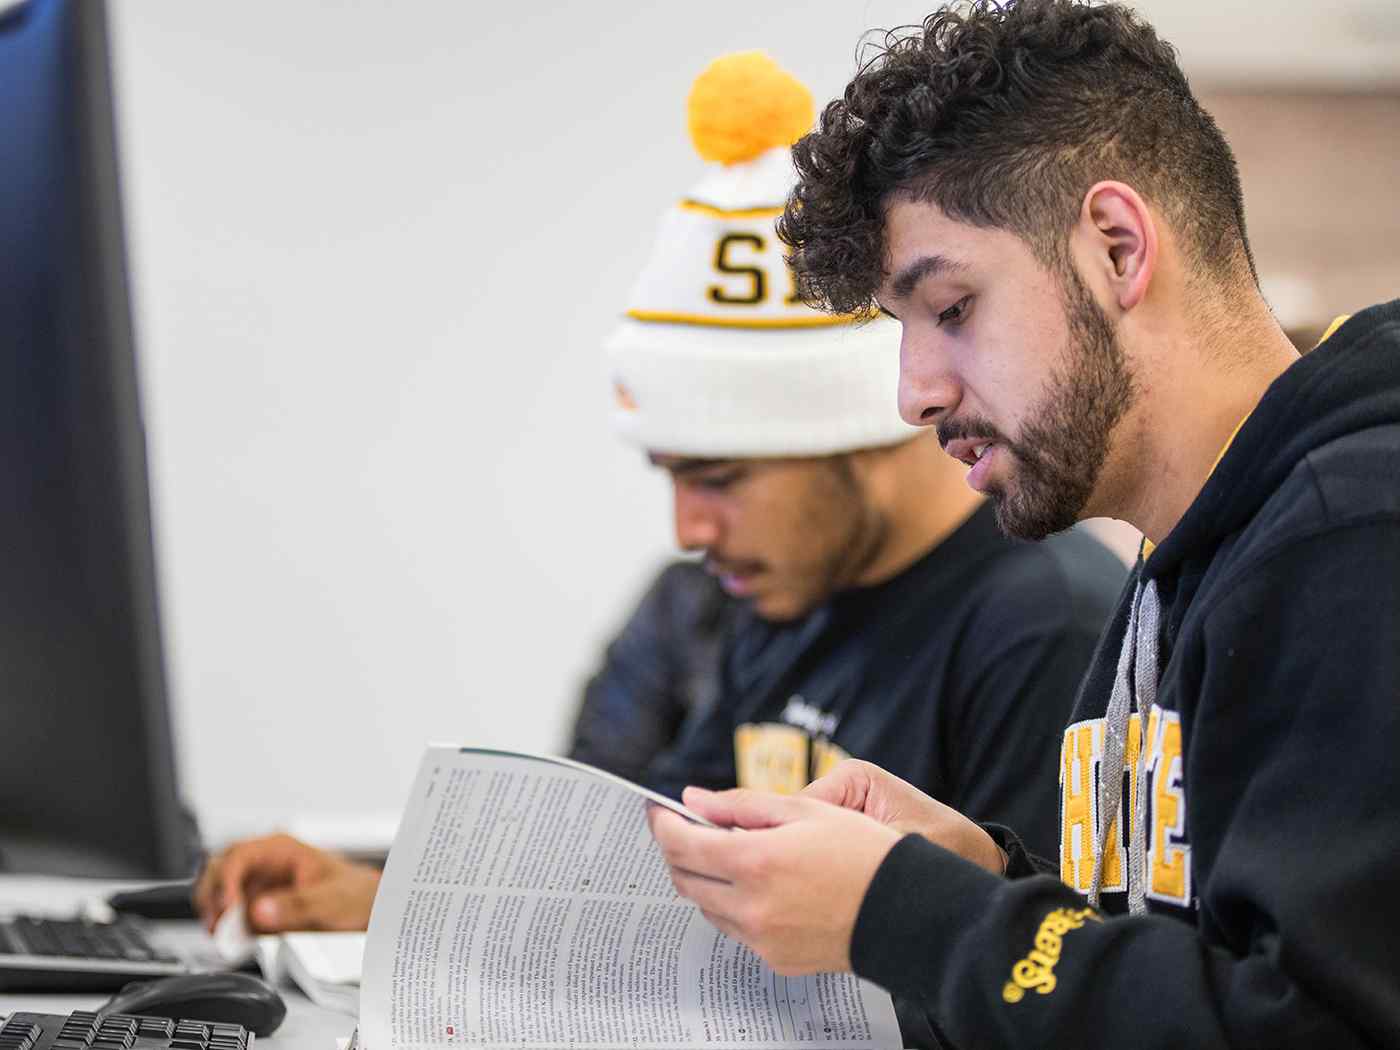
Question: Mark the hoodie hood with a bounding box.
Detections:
[1144,299,1400,580]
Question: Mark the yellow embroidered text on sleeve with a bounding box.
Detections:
[1001,906,1101,1003]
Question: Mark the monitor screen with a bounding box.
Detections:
[0,0,195,878]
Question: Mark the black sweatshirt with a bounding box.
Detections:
[852,301,1400,1049]
[643,505,1125,859]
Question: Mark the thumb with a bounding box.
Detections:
[801,769,862,808]
[681,786,813,830]
[801,759,881,810]
[248,887,319,933]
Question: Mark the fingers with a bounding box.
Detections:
[194,834,323,932]
[698,908,745,943]
[648,805,742,884]
[679,786,811,830]
[668,866,741,918]
[215,852,258,927]
[648,815,747,934]
[192,857,222,931]
[248,866,381,933]
[800,760,876,809]
[653,789,840,885]
[654,800,896,977]
[247,887,315,933]
[193,848,259,933]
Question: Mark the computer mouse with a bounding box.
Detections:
[100,971,287,1037]
[107,880,198,921]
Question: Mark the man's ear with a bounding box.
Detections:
[1076,181,1157,312]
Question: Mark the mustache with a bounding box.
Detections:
[702,553,765,577]
[937,416,1007,448]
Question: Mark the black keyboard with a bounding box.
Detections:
[0,1010,251,1048]
[0,919,186,992]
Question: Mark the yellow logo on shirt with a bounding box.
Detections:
[733,719,851,794]
[734,723,809,794]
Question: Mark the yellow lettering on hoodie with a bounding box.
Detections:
[1060,722,1097,890]
[1095,714,1142,894]
[1059,705,1193,904]
[1148,709,1189,904]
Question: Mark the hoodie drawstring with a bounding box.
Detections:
[1087,577,1160,915]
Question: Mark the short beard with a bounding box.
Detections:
[943,267,1137,541]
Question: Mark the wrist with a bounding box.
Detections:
[969,826,1007,875]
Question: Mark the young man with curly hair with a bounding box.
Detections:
[649,3,1400,1047]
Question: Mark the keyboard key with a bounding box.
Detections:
[0,1019,40,1050]
[1,1009,249,1048]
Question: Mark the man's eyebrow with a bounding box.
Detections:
[890,253,964,301]
[647,454,731,476]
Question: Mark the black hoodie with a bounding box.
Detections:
[850,300,1400,1049]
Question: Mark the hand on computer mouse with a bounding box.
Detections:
[194,833,381,934]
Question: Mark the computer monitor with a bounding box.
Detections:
[0,0,197,878]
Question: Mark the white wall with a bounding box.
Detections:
[103,1,1397,845]
[103,1,942,843]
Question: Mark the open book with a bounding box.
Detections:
[350,746,902,1049]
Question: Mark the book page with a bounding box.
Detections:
[358,747,902,1050]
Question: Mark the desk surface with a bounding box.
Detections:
[0,875,354,1047]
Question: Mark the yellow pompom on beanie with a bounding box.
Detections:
[687,51,814,165]
[606,52,914,458]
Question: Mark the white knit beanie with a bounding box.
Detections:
[606,52,917,459]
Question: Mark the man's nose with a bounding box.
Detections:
[898,329,960,428]
[672,483,721,552]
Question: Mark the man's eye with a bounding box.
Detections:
[696,470,743,491]
[937,295,971,327]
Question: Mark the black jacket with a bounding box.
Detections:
[852,301,1400,1049]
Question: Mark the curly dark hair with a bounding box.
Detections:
[778,0,1256,315]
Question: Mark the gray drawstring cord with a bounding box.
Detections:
[1088,578,1160,915]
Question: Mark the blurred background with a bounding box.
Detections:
[99,1,1399,847]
